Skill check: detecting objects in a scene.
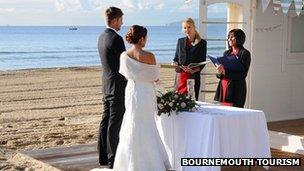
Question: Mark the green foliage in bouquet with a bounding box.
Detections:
[156,91,196,116]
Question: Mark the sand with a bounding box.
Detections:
[0,65,218,170]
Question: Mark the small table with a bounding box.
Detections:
[156,102,271,171]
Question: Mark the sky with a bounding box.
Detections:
[0,0,227,26]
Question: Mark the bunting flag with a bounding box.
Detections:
[281,0,292,14]
[262,0,304,15]
[262,0,271,12]
[273,0,281,14]
[193,0,303,16]
[294,0,304,15]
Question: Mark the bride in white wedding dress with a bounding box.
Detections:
[92,25,171,171]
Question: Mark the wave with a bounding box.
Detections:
[208,46,226,50]
[142,46,225,52]
[0,54,98,61]
[0,50,97,55]
[0,46,225,55]
[0,47,226,62]
[147,48,175,52]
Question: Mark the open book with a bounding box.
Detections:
[208,55,244,72]
[187,61,211,68]
[160,61,210,69]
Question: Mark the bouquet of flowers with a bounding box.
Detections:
[156,91,196,116]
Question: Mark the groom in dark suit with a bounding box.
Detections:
[97,7,127,168]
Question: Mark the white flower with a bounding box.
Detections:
[181,102,186,108]
[191,107,196,112]
[158,104,164,109]
[161,99,164,103]
[169,102,174,107]
[174,95,179,99]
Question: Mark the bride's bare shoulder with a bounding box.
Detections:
[141,50,156,65]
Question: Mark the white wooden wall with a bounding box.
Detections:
[251,0,304,121]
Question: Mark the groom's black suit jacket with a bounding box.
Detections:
[97,28,127,166]
[98,28,127,100]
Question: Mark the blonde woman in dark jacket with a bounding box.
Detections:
[172,18,207,100]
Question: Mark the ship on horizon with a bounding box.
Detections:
[69,26,78,30]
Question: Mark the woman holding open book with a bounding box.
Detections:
[172,18,207,100]
[214,29,251,108]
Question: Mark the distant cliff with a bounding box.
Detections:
[165,18,226,26]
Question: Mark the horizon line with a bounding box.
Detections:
[0,18,227,27]
[0,25,191,27]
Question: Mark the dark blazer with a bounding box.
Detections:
[173,37,207,100]
[214,47,251,108]
[173,37,207,70]
[98,28,127,100]
[97,28,127,167]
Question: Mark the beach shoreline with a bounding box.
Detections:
[0,65,217,170]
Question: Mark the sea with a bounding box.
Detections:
[0,26,227,70]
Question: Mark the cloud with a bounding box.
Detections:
[53,0,175,12]
[0,8,15,12]
[179,3,192,12]
[55,0,101,11]
[154,3,164,10]
[122,0,135,9]
[121,0,165,11]
[137,2,147,10]
[79,0,102,10]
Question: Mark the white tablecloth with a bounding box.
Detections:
[156,102,271,171]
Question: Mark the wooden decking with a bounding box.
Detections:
[268,119,304,137]
[21,145,304,171]
[21,143,101,171]
[20,119,304,171]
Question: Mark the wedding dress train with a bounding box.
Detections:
[92,52,171,171]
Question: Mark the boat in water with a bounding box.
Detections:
[69,27,78,30]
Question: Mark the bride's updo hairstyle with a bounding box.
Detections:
[125,25,147,44]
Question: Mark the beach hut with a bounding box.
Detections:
[196,0,304,122]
